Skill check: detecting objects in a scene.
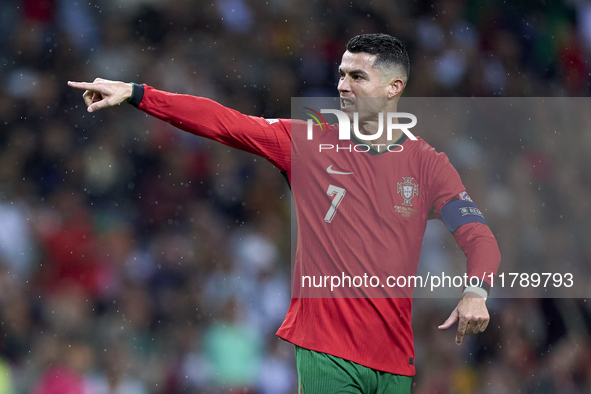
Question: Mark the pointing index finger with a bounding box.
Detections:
[68,81,101,91]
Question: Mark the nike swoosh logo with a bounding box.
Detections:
[327,165,354,175]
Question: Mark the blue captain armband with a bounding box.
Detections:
[440,200,487,232]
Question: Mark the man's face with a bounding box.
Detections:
[337,50,391,118]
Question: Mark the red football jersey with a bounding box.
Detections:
[136,85,500,376]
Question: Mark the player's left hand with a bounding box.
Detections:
[437,294,489,345]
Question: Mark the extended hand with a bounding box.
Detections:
[67,78,133,113]
[438,295,489,345]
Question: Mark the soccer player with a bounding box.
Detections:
[69,33,500,394]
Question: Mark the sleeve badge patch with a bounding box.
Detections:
[458,191,473,202]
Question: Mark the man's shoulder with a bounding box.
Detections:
[263,117,292,125]
[408,137,445,158]
[404,138,457,178]
[263,117,307,131]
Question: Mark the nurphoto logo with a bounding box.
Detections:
[304,108,418,153]
[305,109,418,141]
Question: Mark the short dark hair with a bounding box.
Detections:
[346,33,410,79]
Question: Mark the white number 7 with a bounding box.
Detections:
[324,185,346,223]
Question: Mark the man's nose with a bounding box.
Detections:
[338,77,350,93]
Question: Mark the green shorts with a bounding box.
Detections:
[295,346,412,394]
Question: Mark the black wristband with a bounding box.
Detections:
[127,83,144,107]
[480,280,491,295]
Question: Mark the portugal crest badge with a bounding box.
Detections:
[397,177,419,206]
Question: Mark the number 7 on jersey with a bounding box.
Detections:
[324,185,346,223]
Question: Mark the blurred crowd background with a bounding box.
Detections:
[1,0,591,393]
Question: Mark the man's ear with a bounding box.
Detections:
[388,78,405,98]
